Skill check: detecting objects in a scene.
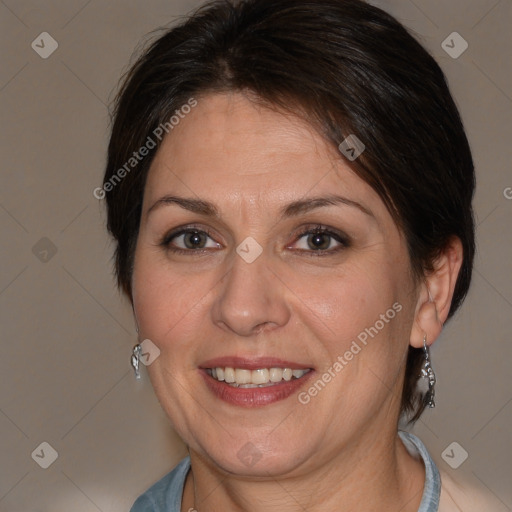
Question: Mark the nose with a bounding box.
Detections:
[211,249,291,337]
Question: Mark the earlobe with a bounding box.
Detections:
[410,236,463,348]
[410,298,442,348]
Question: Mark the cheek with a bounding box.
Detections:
[290,258,400,338]
[300,272,409,406]
[290,256,411,399]
[131,249,204,349]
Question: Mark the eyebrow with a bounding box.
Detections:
[146,194,374,220]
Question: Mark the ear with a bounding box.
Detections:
[410,236,464,348]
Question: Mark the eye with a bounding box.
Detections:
[160,224,349,256]
[161,226,221,253]
[291,225,349,254]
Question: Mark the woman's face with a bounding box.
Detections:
[132,92,419,477]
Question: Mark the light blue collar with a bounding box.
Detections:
[398,430,441,511]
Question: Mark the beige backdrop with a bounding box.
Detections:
[1,0,511,510]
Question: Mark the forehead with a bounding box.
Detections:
[143,92,382,215]
[173,93,327,159]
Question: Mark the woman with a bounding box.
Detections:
[102,0,487,510]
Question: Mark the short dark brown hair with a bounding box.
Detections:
[103,0,475,422]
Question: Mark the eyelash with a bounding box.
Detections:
[160,224,350,257]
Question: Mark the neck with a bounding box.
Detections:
[182,423,425,512]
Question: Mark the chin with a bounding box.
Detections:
[196,436,313,478]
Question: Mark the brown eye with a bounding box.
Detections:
[181,230,208,249]
[292,226,350,255]
[306,232,332,250]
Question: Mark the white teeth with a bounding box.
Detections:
[269,368,283,382]
[252,368,270,384]
[224,367,235,383]
[235,368,252,384]
[207,366,310,387]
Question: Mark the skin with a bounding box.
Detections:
[131,92,463,511]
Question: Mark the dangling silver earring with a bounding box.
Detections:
[131,344,142,379]
[420,335,436,408]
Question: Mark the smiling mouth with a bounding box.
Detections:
[205,367,312,388]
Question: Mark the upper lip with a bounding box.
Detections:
[199,356,313,371]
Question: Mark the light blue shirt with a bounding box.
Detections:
[130,431,441,511]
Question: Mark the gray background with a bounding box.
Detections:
[0,0,510,510]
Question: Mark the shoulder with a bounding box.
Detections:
[130,456,191,512]
[439,469,506,512]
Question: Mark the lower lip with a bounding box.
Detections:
[199,369,315,407]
